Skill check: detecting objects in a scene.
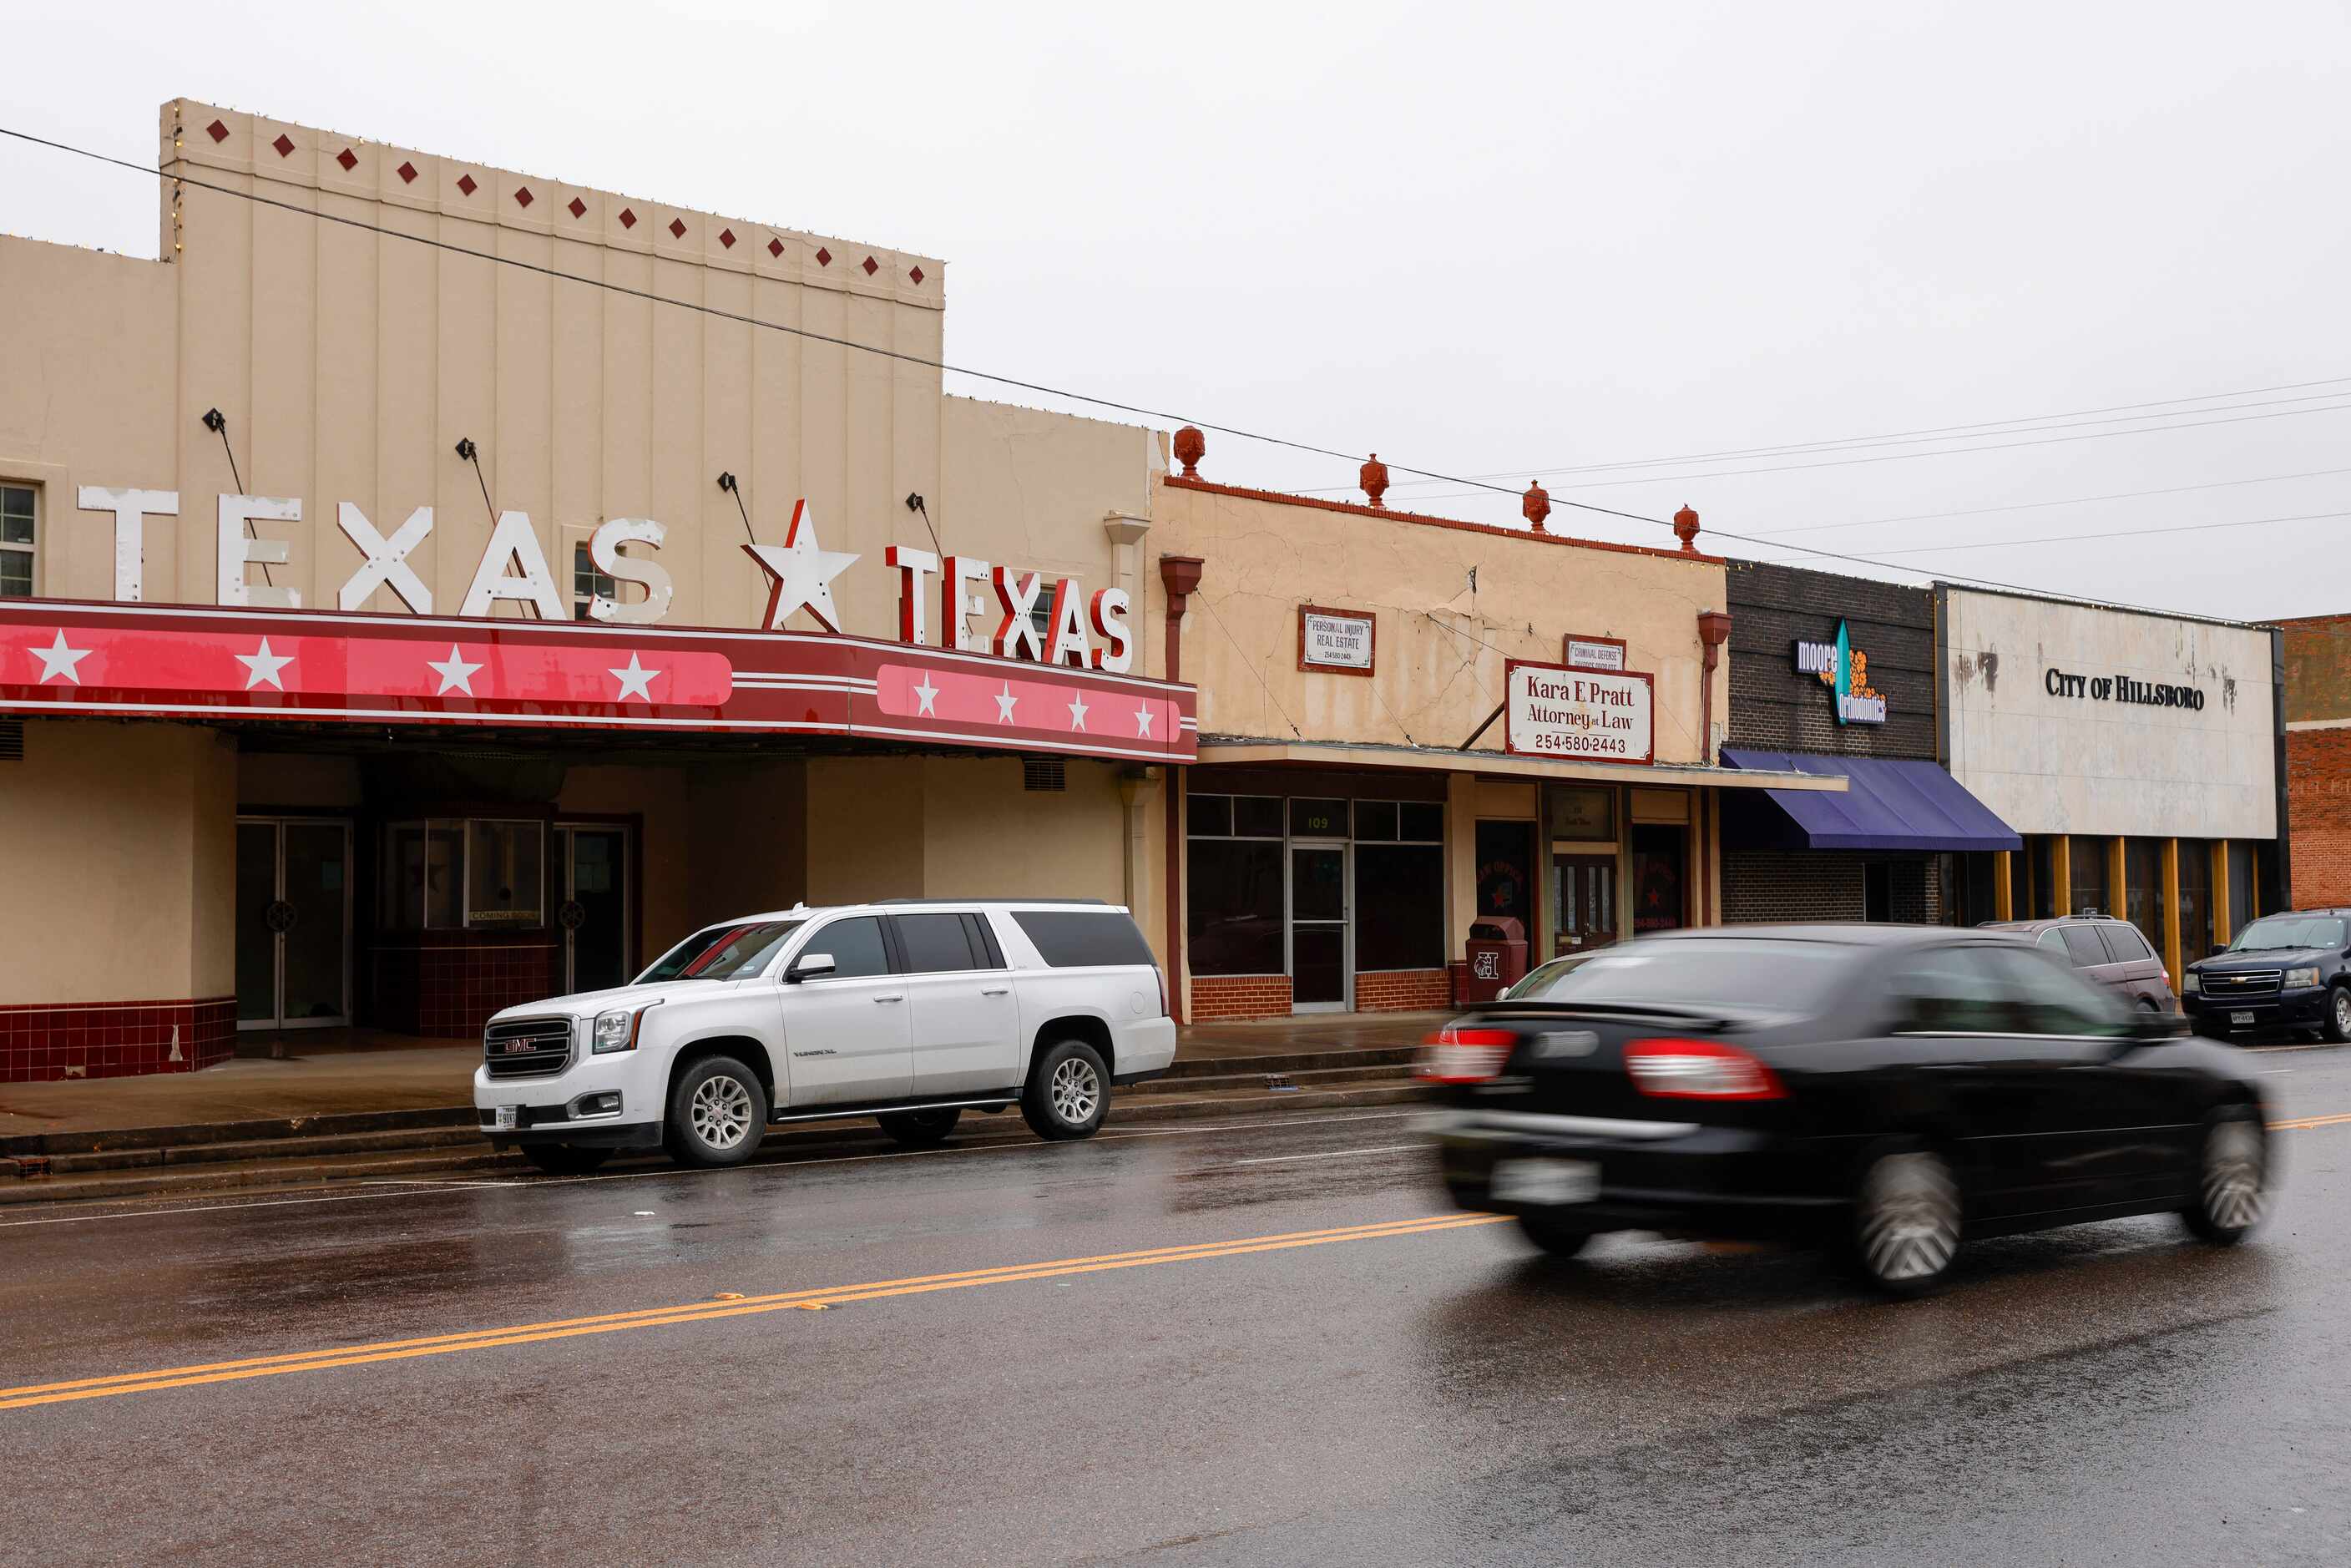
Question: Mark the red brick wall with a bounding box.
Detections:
[0,997,237,1083]
[1189,974,1292,1020]
[1354,969,1450,1012]
[2288,727,2351,908]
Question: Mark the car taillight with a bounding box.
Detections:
[1623,1038,1784,1100]
[1153,965,1168,1018]
[1413,1028,1518,1085]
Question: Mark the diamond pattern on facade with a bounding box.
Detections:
[815,247,832,266]
[397,160,419,184]
[767,237,785,258]
[457,173,478,196]
[272,134,296,159]
[862,255,879,276]
[568,196,587,219]
[909,266,924,285]
[669,218,687,240]
[619,207,637,229]
[205,119,230,144]
[513,185,533,208]
[336,148,358,172]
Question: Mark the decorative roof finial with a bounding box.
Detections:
[1173,426,1206,478]
[1522,480,1551,534]
[1360,453,1389,508]
[1674,503,1701,553]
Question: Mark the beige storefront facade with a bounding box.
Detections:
[0,99,1838,1079]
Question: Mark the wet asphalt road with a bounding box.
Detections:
[3,1048,2348,1567]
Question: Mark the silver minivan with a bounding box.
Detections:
[1989,915,2179,1013]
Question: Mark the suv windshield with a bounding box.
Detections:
[2228,915,2348,953]
[639,920,805,982]
[1507,938,1850,1010]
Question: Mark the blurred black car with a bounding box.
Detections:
[1419,926,2271,1296]
[2183,908,2351,1042]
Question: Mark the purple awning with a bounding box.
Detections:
[1720,749,2021,852]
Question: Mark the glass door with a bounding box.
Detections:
[1289,843,1350,1011]
[556,824,632,994]
[235,817,352,1029]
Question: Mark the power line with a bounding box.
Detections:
[1738,467,2351,539]
[1862,508,2351,558]
[1303,375,2351,493]
[0,122,2290,622]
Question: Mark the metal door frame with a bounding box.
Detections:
[235,816,353,1031]
[1287,838,1352,1014]
[554,821,634,994]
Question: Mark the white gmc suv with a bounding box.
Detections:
[473,899,1176,1172]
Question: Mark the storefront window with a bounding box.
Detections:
[2070,837,2109,918]
[378,818,545,930]
[1354,800,1443,970]
[1631,824,1687,933]
[2122,837,2164,957]
[2227,841,2256,933]
[1187,794,1284,976]
[1289,798,1347,838]
[1475,821,1536,928]
[2177,839,2213,967]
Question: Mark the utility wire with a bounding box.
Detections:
[1738,467,2351,540]
[1848,508,2351,559]
[1301,375,2351,493]
[0,123,2303,623]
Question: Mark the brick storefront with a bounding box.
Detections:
[2282,615,2351,909]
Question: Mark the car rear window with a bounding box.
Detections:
[640,920,803,982]
[2059,926,2110,968]
[1011,909,1156,969]
[2096,923,2153,963]
[1509,938,1850,1010]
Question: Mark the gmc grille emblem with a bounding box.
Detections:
[501,1041,540,1054]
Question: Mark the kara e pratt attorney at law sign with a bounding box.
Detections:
[68,485,1138,673]
[1502,658,1656,765]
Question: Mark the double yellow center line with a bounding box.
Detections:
[0,1211,1505,1413]
[2269,1110,2351,1132]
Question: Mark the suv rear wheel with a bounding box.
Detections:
[877,1107,963,1148]
[1022,1039,1109,1141]
[2325,985,2351,1044]
[665,1055,769,1168]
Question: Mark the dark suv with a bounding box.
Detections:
[2184,908,2351,1042]
[1984,915,2177,1013]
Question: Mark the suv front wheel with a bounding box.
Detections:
[666,1055,769,1168]
[2325,985,2351,1044]
[1023,1039,1109,1141]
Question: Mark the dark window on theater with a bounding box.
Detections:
[895,913,980,974]
[810,916,892,979]
[572,542,617,620]
[1013,910,1156,969]
[1188,793,1284,976]
[0,485,33,597]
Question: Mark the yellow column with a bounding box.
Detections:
[2107,837,2126,921]
[2212,842,2232,948]
[2052,835,2071,919]
[2161,838,2182,994]
[1993,850,2014,920]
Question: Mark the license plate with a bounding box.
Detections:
[2231,1011,2255,1026]
[1491,1157,1599,1206]
[493,1105,518,1131]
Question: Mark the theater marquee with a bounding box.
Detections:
[0,601,1197,765]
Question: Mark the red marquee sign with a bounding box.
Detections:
[0,600,1197,765]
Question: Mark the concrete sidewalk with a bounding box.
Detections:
[1,1013,1443,1146]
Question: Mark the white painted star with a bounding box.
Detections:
[427,644,483,696]
[742,499,860,634]
[608,652,662,702]
[912,671,939,716]
[1067,691,1090,731]
[29,630,91,685]
[237,638,294,690]
[994,682,1019,724]
[1134,703,1155,737]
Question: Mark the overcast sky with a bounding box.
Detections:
[6,1,2346,621]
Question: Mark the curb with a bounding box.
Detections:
[0,1078,1434,1209]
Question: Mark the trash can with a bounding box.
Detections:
[1462,916,1528,1004]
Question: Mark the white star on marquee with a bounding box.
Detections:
[29,630,92,685]
[427,644,484,696]
[1134,704,1155,737]
[742,499,860,634]
[1067,691,1090,731]
[608,652,662,702]
[912,672,939,716]
[237,638,295,690]
[994,682,1019,724]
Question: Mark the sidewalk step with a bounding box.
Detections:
[36,1124,491,1176]
[1159,1045,1415,1080]
[1128,1063,1410,1095]
[1,1105,477,1159]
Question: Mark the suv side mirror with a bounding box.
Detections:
[785,953,836,984]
